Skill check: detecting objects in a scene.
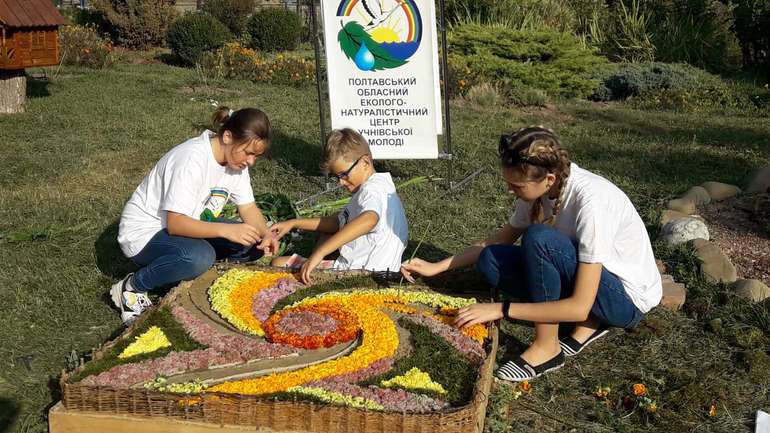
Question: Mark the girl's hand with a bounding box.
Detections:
[271,220,295,240]
[299,253,322,284]
[220,223,261,246]
[453,303,504,329]
[400,258,442,283]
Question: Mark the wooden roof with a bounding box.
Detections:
[0,0,67,28]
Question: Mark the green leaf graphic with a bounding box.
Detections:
[337,21,407,71]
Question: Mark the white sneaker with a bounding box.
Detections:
[109,274,152,324]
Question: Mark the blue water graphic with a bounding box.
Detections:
[354,42,375,71]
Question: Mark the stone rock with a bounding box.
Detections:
[660,277,686,310]
[656,259,667,275]
[660,217,709,245]
[691,239,738,283]
[667,198,696,214]
[700,181,741,201]
[730,279,770,302]
[746,166,770,193]
[682,186,711,206]
[660,210,687,226]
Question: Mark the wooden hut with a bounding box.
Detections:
[0,0,66,113]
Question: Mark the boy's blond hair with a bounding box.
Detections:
[321,128,372,173]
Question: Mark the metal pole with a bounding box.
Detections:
[437,0,453,190]
[309,0,326,148]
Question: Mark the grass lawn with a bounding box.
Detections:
[1,56,769,433]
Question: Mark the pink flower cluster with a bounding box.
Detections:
[275,311,338,337]
[251,278,301,321]
[171,305,297,359]
[82,347,241,387]
[81,305,298,388]
[306,380,449,413]
[402,314,485,365]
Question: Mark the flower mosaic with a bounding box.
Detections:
[73,268,492,413]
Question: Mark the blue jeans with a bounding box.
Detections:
[129,229,263,292]
[476,224,643,329]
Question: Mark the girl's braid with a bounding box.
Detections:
[499,126,571,225]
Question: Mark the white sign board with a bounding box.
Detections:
[321,0,442,159]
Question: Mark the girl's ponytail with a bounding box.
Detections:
[212,106,232,132]
[211,106,271,149]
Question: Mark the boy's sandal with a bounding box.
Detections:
[559,326,611,357]
[496,351,565,382]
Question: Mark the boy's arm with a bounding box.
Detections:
[293,215,340,233]
[312,211,378,258]
[298,211,378,283]
[271,214,340,240]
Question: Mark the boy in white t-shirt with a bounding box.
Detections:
[271,128,408,284]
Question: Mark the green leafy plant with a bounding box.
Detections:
[167,13,234,66]
[448,24,610,99]
[246,8,302,52]
[91,0,178,49]
[603,0,655,63]
[202,0,255,36]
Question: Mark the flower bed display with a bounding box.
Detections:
[60,266,498,433]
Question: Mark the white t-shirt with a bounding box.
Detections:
[508,163,662,313]
[334,173,408,272]
[118,130,255,257]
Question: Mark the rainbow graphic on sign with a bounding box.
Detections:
[335,0,423,71]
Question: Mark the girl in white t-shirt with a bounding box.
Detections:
[111,107,279,324]
[401,126,661,382]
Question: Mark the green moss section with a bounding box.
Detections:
[272,274,380,311]
[69,307,204,383]
[359,318,476,406]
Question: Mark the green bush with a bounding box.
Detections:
[733,0,770,69]
[58,25,113,68]
[646,0,741,73]
[167,13,233,66]
[91,0,177,49]
[202,0,255,36]
[599,0,656,63]
[447,24,610,99]
[246,8,302,51]
[592,62,715,101]
[59,6,108,30]
[446,0,577,32]
[631,81,770,115]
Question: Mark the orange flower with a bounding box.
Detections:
[708,404,717,417]
[632,383,647,397]
[520,380,531,392]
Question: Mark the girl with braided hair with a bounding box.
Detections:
[401,126,661,381]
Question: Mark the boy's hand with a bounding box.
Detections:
[400,258,441,283]
[299,253,322,284]
[271,220,295,240]
[220,223,261,246]
[257,233,280,257]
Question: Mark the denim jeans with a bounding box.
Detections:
[476,224,643,329]
[130,229,263,292]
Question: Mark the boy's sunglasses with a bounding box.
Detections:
[332,156,363,181]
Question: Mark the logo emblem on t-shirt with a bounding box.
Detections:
[200,188,230,221]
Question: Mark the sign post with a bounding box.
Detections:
[320,0,442,159]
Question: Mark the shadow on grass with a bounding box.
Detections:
[94,219,137,280]
[0,398,18,433]
[270,131,324,175]
[26,77,51,98]
[567,107,768,188]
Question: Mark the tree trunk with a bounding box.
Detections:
[0,69,26,114]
